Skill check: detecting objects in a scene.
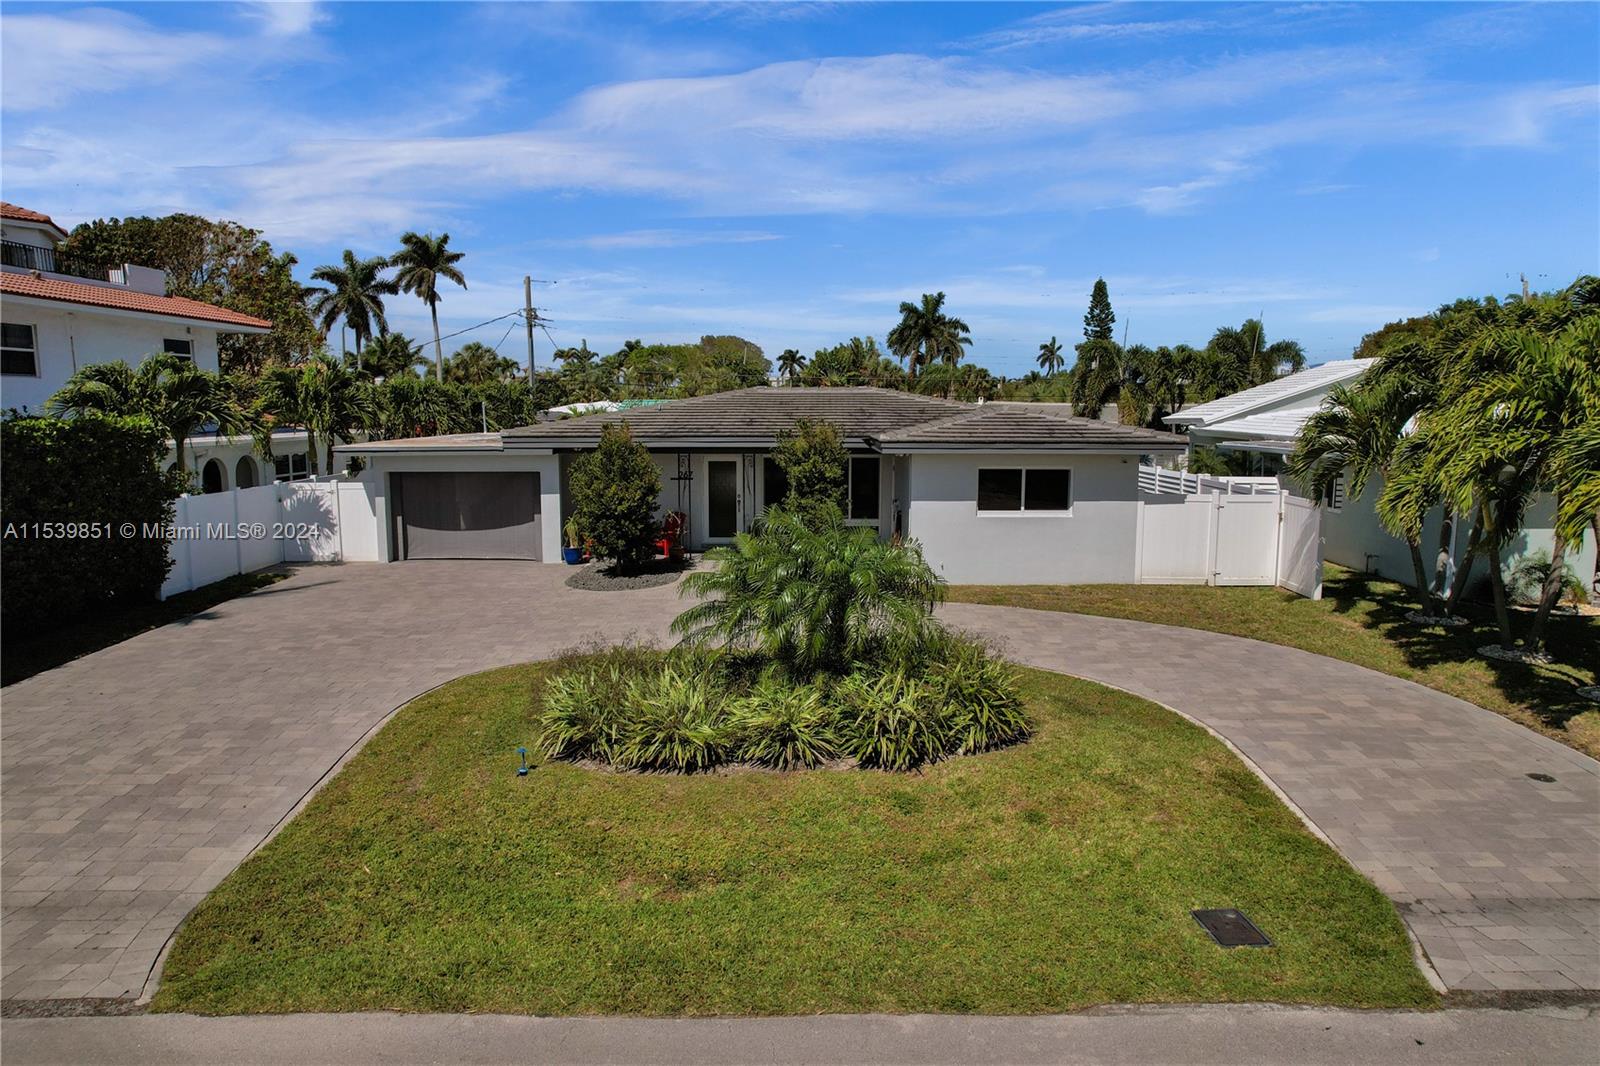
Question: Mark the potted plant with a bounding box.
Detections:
[562,516,585,565]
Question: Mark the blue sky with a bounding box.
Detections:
[2,2,1596,374]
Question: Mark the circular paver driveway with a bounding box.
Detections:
[2,561,1595,1005]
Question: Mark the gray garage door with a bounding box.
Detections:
[393,472,541,560]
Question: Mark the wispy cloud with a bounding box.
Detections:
[553,229,783,250]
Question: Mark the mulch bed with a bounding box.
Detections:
[564,555,699,592]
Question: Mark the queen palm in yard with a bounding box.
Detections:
[1290,373,1443,617]
[778,348,805,383]
[443,341,519,387]
[49,354,254,478]
[259,356,378,475]
[392,231,467,381]
[357,332,425,380]
[1036,336,1064,376]
[308,250,399,371]
[674,508,946,674]
[888,292,971,387]
[377,375,462,439]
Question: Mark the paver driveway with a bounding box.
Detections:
[2,561,1596,1006]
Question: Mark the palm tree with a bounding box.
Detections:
[1290,375,1443,616]
[378,375,462,440]
[49,354,254,477]
[391,232,467,381]
[887,292,971,386]
[443,341,519,387]
[778,348,805,383]
[1069,338,1123,419]
[1036,336,1064,376]
[259,356,378,475]
[357,332,425,380]
[308,250,399,370]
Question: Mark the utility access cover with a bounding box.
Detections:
[1192,908,1272,948]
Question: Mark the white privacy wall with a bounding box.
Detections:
[903,453,1141,584]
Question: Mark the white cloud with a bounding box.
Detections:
[553,230,783,250]
[239,2,326,38]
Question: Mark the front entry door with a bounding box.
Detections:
[706,459,740,541]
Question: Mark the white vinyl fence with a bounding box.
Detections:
[1134,473,1322,598]
[1138,464,1282,497]
[160,477,380,598]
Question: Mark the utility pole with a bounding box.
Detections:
[524,275,535,378]
[1521,273,1531,302]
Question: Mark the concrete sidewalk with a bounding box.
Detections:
[4,1005,1597,1065]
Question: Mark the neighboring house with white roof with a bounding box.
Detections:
[1165,360,1595,598]
[337,386,1187,583]
[0,201,311,493]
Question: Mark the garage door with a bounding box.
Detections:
[393,472,541,560]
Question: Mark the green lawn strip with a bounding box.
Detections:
[1,570,288,687]
[949,565,1600,759]
[153,663,1432,1015]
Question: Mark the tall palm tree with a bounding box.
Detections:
[259,356,378,475]
[778,348,805,383]
[308,250,399,371]
[1036,336,1064,376]
[887,292,972,389]
[1290,375,1441,616]
[391,231,467,381]
[49,354,254,477]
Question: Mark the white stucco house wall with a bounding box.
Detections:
[1165,360,1596,598]
[336,387,1185,582]
[0,200,304,493]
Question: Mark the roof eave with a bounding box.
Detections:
[0,290,273,333]
[873,442,1185,454]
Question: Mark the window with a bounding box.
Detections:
[762,456,789,511]
[274,453,310,482]
[235,456,258,489]
[1320,477,1345,512]
[201,459,227,495]
[2,322,37,376]
[163,338,193,363]
[848,457,880,521]
[977,468,1073,513]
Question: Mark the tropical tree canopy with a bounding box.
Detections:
[1036,336,1065,376]
[391,231,467,378]
[308,250,398,360]
[258,356,377,476]
[48,354,254,475]
[443,341,520,387]
[887,292,972,383]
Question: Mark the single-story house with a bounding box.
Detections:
[1165,361,1596,596]
[336,387,1185,584]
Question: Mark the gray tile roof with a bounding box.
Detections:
[501,387,969,448]
[335,432,504,454]
[872,404,1186,452]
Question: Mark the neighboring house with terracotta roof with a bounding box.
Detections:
[336,386,1186,583]
[0,201,296,493]
[1163,361,1595,600]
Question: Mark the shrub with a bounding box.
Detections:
[1507,550,1589,607]
[730,678,839,769]
[923,635,1031,754]
[770,418,847,523]
[613,663,727,773]
[569,423,661,573]
[834,670,957,770]
[1,414,180,634]
[534,664,628,762]
[674,509,945,673]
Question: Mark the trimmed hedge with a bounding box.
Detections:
[2,414,180,634]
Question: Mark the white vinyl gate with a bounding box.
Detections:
[1134,482,1322,598]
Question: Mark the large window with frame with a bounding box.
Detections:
[1,322,38,376]
[977,467,1073,513]
[274,453,310,483]
[848,456,880,521]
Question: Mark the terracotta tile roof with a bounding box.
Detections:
[0,271,272,331]
[0,202,67,235]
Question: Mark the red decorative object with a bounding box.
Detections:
[660,511,687,560]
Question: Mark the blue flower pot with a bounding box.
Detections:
[562,546,585,565]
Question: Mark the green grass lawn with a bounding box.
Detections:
[153,662,1432,1015]
[1,570,287,687]
[950,565,1600,760]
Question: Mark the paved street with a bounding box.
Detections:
[1,561,1596,1009]
[5,1005,1598,1066]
